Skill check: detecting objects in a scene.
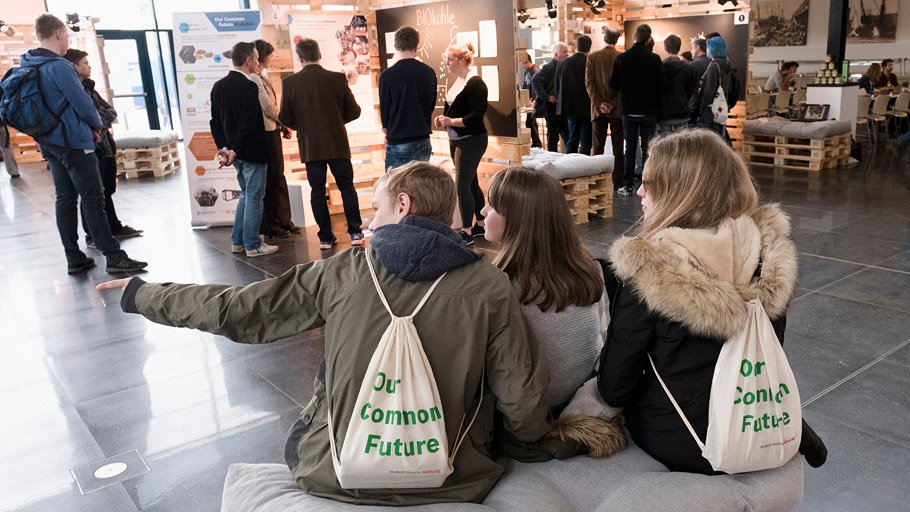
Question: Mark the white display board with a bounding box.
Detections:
[286,12,377,134]
[173,11,262,227]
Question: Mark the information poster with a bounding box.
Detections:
[173,11,262,227]
[287,12,377,134]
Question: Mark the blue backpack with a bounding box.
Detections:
[0,60,68,142]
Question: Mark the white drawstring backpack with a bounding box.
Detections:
[649,299,802,474]
[327,252,482,489]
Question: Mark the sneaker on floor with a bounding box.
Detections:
[106,256,148,274]
[67,257,96,275]
[470,224,485,238]
[246,242,279,257]
[112,225,144,239]
[459,230,475,246]
[231,244,244,254]
[350,232,365,246]
[616,186,634,197]
[319,238,337,250]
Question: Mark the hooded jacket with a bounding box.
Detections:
[660,56,697,121]
[698,57,735,119]
[19,49,101,150]
[120,215,563,505]
[597,204,797,474]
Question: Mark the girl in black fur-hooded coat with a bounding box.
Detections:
[597,129,826,475]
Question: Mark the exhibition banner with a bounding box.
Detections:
[287,12,377,134]
[173,11,262,227]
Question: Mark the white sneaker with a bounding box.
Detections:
[231,244,244,253]
[246,242,279,257]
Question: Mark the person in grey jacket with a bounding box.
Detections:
[97,162,617,506]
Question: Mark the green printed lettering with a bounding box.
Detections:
[371,408,384,423]
[360,402,371,420]
[418,409,429,424]
[734,386,743,404]
[430,406,441,422]
[365,434,380,454]
[782,412,791,425]
[741,414,754,433]
[740,359,753,377]
[416,439,427,454]
[755,361,766,376]
[404,410,416,425]
[373,372,386,392]
[427,438,440,453]
[393,438,404,456]
[385,409,403,425]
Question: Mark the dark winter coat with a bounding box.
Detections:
[608,42,665,118]
[555,52,591,118]
[531,59,558,118]
[698,57,738,124]
[660,56,697,121]
[597,204,798,474]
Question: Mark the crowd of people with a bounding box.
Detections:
[5,15,831,507]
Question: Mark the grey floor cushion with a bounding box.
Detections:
[114,130,180,149]
[220,444,803,512]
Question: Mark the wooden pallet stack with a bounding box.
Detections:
[727,101,746,151]
[741,132,851,171]
[117,141,181,179]
[561,173,613,224]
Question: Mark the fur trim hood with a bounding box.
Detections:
[608,204,797,340]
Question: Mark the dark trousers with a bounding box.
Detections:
[40,142,126,264]
[621,116,657,189]
[565,115,592,155]
[450,134,488,229]
[305,158,362,243]
[545,114,566,152]
[592,115,625,189]
[80,154,122,240]
[260,130,294,235]
[525,112,542,148]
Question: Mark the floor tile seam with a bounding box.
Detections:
[194,232,279,279]
[799,252,872,267]
[802,337,910,407]
[866,264,910,276]
[234,356,306,409]
[803,403,910,452]
[814,289,910,316]
[800,264,873,296]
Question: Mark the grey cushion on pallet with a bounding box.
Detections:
[742,118,789,135]
[777,120,852,138]
[114,130,179,149]
[220,444,804,512]
[521,150,614,180]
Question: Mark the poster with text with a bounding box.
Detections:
[174,11,262,227]
[287,12,377,134]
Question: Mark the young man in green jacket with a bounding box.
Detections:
[98,162,587,505]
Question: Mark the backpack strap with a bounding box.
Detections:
[364,248,447,319]
[646,354,706,451]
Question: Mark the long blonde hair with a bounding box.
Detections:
[637,129,759,239]
[488,167,603,312]
[865,63,882,82]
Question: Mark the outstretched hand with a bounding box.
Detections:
[95,278,132,291]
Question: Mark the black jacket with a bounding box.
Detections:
[555,52,591,118]
[443,76,488,137]
[597,205,797,474]
[608,42,665,118]
[531,59,558,118]
[698,58,738,124]
[660,56,697,121]
[210,71,268,164]
[379,58,437,144]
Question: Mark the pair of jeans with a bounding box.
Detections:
[260,130,294,236]
[231,159,267,250]
[81,154,122,241]
[384,138,432,170]
[305,159,363,243]
[592,115,625,189]
[545,113,565,152]
[450,134,488,229]
[40,142,126,265]
[565,115,592,155]
[621,116,657,189]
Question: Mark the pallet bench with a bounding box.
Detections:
[521,149,615,224]
[114,130,181,179]
[741,119,852,172]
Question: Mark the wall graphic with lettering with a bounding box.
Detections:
[376,0,518,137]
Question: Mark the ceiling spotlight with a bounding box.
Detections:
[518,12,531,23]
[66,12,81,32]
[718,0,739,5]
[546,0,558,19]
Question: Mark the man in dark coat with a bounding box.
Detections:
[279,38,364,250]
[688,38,710,125]
[556,35,593,154]
[531,42,568,152]
[608,24,665,196]
[659,34,697,133]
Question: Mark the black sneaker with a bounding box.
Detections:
[112,225,144,240]
[459,231,475,246]
[266,230,290,239]
[470,224,485,238]
[67,257,96,275]
[106,256,149,274]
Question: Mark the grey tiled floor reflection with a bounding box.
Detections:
[0,140,907,511]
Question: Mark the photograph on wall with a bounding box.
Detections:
[750,0,809,47]
[847,0,898,43]
[287,12,376,133]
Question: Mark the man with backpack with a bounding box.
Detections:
[0,14,146,275]
[96,162,611,505]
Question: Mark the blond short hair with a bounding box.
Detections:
[447,43,474,66]
[35,14,66,40]
[378,162,455,225]
[637,129,759,239]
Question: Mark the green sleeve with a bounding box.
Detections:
[134,260,330,344]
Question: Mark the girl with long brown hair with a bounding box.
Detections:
[483,166,605,409]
